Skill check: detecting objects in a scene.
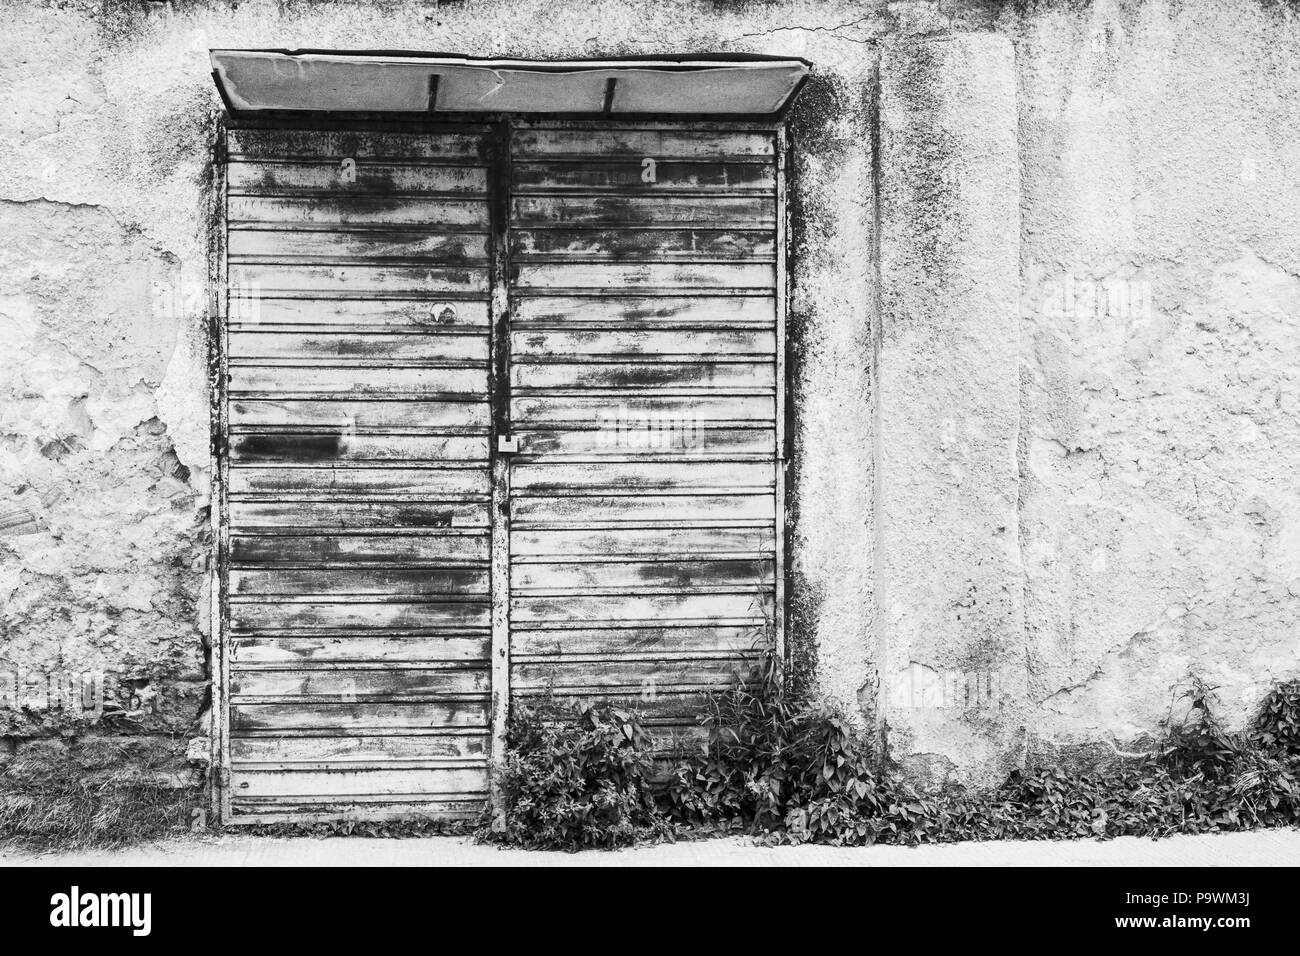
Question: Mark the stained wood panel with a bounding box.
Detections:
[229,263,489,296]
[506,123,780,735]
[228,161,487,194]
[229,332,489,362]
[223,127,494,822]
[511,195,774,227]
[231,701,490,733]
[232,635,491,665]
[233,299,491,331]
[511,330,777,357]
[230,567,490,596]
[512,160,775,192]
[228,531,488,566]
[230,399,489,429]
[228,196,489,228]
[510,228,774,261]
[229,229,490,264]
[510,128,775,159]
[228,466,489,496]
[511,295,775,329]
[227,128,488,161]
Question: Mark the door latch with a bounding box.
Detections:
[497,434,519,454]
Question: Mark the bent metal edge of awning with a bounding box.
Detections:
[209,51,811,115]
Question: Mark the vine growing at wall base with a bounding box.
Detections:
[488,670,1300,850]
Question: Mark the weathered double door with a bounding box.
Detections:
[220,121,785,822]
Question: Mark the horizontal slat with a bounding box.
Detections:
[510,527,775,559]
[231,733,488,764]
[226,801,484,822]
[512,195,773,227]
[232,635,490,665]
[513,427,775,459]
[512,592,772,626]
[512,395,773,425]
[231,700,489,732]
[227,128,488,161]
[512,361,774,392]
[512,295,774,329]
[230,299,490,330]
[511,329,774,358]
[512,559,773,592]
[229,767,488,798]
[228,366,486,398]
[230,264,488,296]
[230,501,488,530]
[230,600,489,631]
[230,667,489,700]
[230,331,488,363]
[229,229,490,264]
[512,493,774,526]
[228,161,487,195]
[507,688,716,719]
[511,228,773,261]
[231,399,489,430]
[514,262,773,291]
[512,657,759,692]
[512,624,766,658]
[512,160,773,192]
[229,195,489,227]
[229,434,488,462]
[231,567,489,596]
[231,532,488,566]
[511,129,774,159]
[512,462,773,492]
[229,467,488,497]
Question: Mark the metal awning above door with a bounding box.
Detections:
[210,51,810,115]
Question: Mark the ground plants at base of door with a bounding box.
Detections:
[490,673,1300,850]
[487,702,668,850]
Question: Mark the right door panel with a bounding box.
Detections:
[507,123,782,739]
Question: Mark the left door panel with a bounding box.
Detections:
[221,127,494,822]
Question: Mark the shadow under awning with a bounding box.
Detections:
[210,51,810,116]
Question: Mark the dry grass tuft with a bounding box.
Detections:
[0,742,197,851]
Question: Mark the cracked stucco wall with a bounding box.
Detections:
[0,0,1297,791]
[1015,0,1300,762]
[876,32,1027,783]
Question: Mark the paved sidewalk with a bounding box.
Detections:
[3,828,1298,866]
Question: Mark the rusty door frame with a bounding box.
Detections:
[208,114,792,825]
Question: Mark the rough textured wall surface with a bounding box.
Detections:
[1012,0,1300,761]
[0,0,1296,793]
[877,33,1025,784]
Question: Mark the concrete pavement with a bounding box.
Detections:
[3,828,1298,866]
